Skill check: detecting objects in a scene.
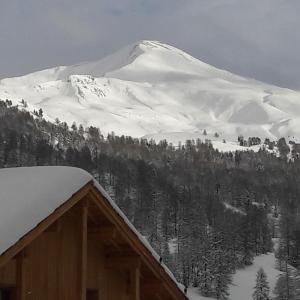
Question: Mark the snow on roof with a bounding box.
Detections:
[0,166,186,296]
[0,166,92,256]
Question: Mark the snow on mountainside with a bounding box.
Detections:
[1,40,300,146]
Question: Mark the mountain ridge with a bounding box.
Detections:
[1,40,300,145]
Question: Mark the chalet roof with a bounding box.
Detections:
[0,167,92,256]
[0,166,186,297]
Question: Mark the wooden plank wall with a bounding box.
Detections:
[0,259,16,287]
[0,201,137,300]
[87,234,129,300]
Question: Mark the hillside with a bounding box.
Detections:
[1,100,300,299]
[1,40,300,145]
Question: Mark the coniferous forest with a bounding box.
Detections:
[1,100,300,298]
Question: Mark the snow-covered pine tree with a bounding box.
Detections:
[212,236,231,300]
[198,255,213,296]
[252,268,270,300]
[197,230,214,297]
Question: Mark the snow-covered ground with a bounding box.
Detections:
[188,252,281,300]
[188,288,215,300]
[229,252,280,300]
[144,131,265,152]
[1,40,300,149]
[223,202,246,215]
[189,216,281,300]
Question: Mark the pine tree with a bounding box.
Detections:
[198,254,213,296]
[212,232,231,300]
[252,268,270,300]
[277,137,290,159]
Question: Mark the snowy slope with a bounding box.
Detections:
[1,40,300,144]
[229,252,280,300]
[188,252,280,300]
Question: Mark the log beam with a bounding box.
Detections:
[105,254,141,270]
[78,201,88,300]
[141,280,164,296]
[130,267,140,300]
[89,225,127,251]
[16,251,25,300]
[88,225,116,240]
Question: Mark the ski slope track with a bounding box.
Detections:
[1,40,300,146]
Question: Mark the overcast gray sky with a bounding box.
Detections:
[1,0,300,89]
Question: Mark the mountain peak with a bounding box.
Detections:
[56,40,178,81]
[132,40,177,51]
[130,40,196,61]
[55,39,205,83]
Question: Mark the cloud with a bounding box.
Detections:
[0,0,299,89]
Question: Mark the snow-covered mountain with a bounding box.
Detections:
[1,40,300,144]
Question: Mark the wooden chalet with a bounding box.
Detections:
[0,167,188,300]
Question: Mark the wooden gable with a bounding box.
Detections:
[0,181,188,300]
